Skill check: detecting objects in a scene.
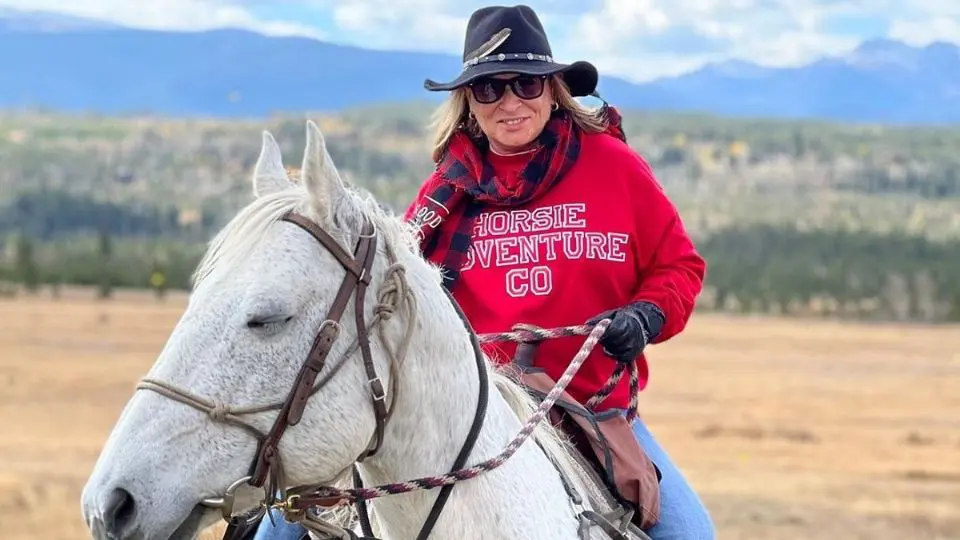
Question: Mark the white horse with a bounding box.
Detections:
[80,120,645,540]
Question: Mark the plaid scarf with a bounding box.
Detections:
[417,105,627,290]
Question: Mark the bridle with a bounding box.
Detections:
[137,209,490,540]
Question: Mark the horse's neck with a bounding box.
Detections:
[355,295,583,539]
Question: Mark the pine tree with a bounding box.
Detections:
[14,232,40,294]
[97,228,113,299]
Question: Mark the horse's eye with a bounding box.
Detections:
[246,315,294,329]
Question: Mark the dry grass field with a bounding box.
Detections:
[1,287,958,539]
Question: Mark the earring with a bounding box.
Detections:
[468,111,476,119]
[551,102,559,111]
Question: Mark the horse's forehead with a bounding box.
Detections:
[214,226,350,305]
[271,216,354,263]
[251,222,337,276]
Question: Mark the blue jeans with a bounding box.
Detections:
[630,417,716,539]
[252,416,715,540]
[252,508,306,540]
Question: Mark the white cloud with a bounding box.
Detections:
[567,0,853,80]
[329,0,467,53]
[889,17,960,44]
[2,0,958,82]
[577,0,671,42]
[564,0,959,81]
[0,0,322,38]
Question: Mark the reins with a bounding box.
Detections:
[283,319,613,511]
[136,209,637,540]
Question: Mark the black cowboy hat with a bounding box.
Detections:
[423,4,599,98]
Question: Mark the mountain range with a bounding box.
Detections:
[1,8,957,124]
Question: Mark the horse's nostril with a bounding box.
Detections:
[103,486,137,537]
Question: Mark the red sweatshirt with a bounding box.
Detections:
[404,131,706,411]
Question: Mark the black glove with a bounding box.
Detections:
[587,301,665,364]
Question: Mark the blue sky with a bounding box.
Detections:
[1,0,958,81]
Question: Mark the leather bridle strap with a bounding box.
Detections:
[246,211,386,491]
[282,211,389,460]
[351,283,490,540]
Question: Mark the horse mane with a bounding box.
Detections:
[192,178,426,287]
[191,176,603,521]
[192,186,308,287]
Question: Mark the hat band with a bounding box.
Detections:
[462,52,555,72]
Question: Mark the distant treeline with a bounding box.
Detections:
[0,231,202,298]
[2,222,957,322]
[698,225,960,321]
[1,190,215,241]
[839,162,960,199]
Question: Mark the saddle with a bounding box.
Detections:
[508,343,662,531]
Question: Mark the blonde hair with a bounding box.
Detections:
[428,75,610,163]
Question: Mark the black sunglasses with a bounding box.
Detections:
[467,75,547,104]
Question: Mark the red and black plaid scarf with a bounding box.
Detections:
[415,106,626,290]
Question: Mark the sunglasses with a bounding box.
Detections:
[467,75,547,104]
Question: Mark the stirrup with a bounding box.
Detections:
[577,506,635,540]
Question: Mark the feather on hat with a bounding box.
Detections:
[423,5,599,98]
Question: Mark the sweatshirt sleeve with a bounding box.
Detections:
[627,153,707,343]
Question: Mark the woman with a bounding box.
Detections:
[255,4,713,540]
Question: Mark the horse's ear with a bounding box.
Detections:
[301,119,347,221]
[252,131,292,197]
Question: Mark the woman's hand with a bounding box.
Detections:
[587,301,665,363]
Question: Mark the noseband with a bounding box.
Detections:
[136,210,488,540]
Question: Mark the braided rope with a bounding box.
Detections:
[477,322,639,421]
[477,323,594,344]
[288,318,612,511]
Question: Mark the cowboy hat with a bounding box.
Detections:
[423,4,599,98]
